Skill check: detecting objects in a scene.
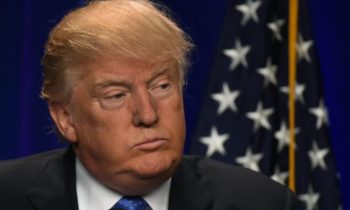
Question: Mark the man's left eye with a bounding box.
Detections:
[151,81,174,98]
[159,83,171,90]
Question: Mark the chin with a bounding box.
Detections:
[102,151,182,196]
[133,151,180,179]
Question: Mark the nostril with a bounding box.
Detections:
[132,98,159,127]
[132,110,159,127]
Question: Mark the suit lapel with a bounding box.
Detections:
[26,148,78,210]
[169,156,213,210]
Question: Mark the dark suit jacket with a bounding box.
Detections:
[0,148,295,210]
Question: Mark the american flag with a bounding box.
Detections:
[189,0,342,209]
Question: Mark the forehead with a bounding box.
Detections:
[81,58,179,83]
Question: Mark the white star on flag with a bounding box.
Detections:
[223,39,251,71]
[235,0,262,26]
[309,99,328,129]
[274,121,300,152]
[271,167,288,185]
[308,141,329,170]
[258,57,278,87]
[211,82,240,115]
[280,83,306,104]
[235,148,263,172]
[298,186,320,210]
[267,19,286,41]
[246,102,274,131]
[200,126,229,157]
[297,33,314,63]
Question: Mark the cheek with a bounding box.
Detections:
[159,92,186,147]
[72,99,124,133]
[74,115,131,172]
[71,104,128,156]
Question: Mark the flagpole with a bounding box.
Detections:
[288,0,298,192]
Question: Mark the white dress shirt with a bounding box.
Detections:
[76,158,171,210]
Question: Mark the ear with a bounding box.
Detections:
[49,102,78,143]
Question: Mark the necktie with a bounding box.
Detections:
[110,196,151,210]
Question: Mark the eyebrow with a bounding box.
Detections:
[94,79,128,90]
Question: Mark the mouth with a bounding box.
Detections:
[133,138,168,151]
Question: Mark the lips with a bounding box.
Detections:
[133,138,167,151]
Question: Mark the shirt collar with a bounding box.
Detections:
[75,158,171,210]
[144,178,171,210]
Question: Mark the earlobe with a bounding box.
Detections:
[49,102,78,142]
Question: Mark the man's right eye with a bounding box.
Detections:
[104,93,126,100]
[99,91,127,110]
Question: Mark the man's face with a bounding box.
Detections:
[51,59,185,195]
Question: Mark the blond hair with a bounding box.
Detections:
[41,0,193,102]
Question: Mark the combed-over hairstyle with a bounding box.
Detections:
[41,0,193,102]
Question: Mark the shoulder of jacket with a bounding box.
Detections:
[0,148,68,192]
[182,155,289,192]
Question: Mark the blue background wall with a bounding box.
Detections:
[0,0,349,208]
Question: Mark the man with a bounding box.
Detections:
[0,0,296,209]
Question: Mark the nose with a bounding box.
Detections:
[131,90,159,127]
